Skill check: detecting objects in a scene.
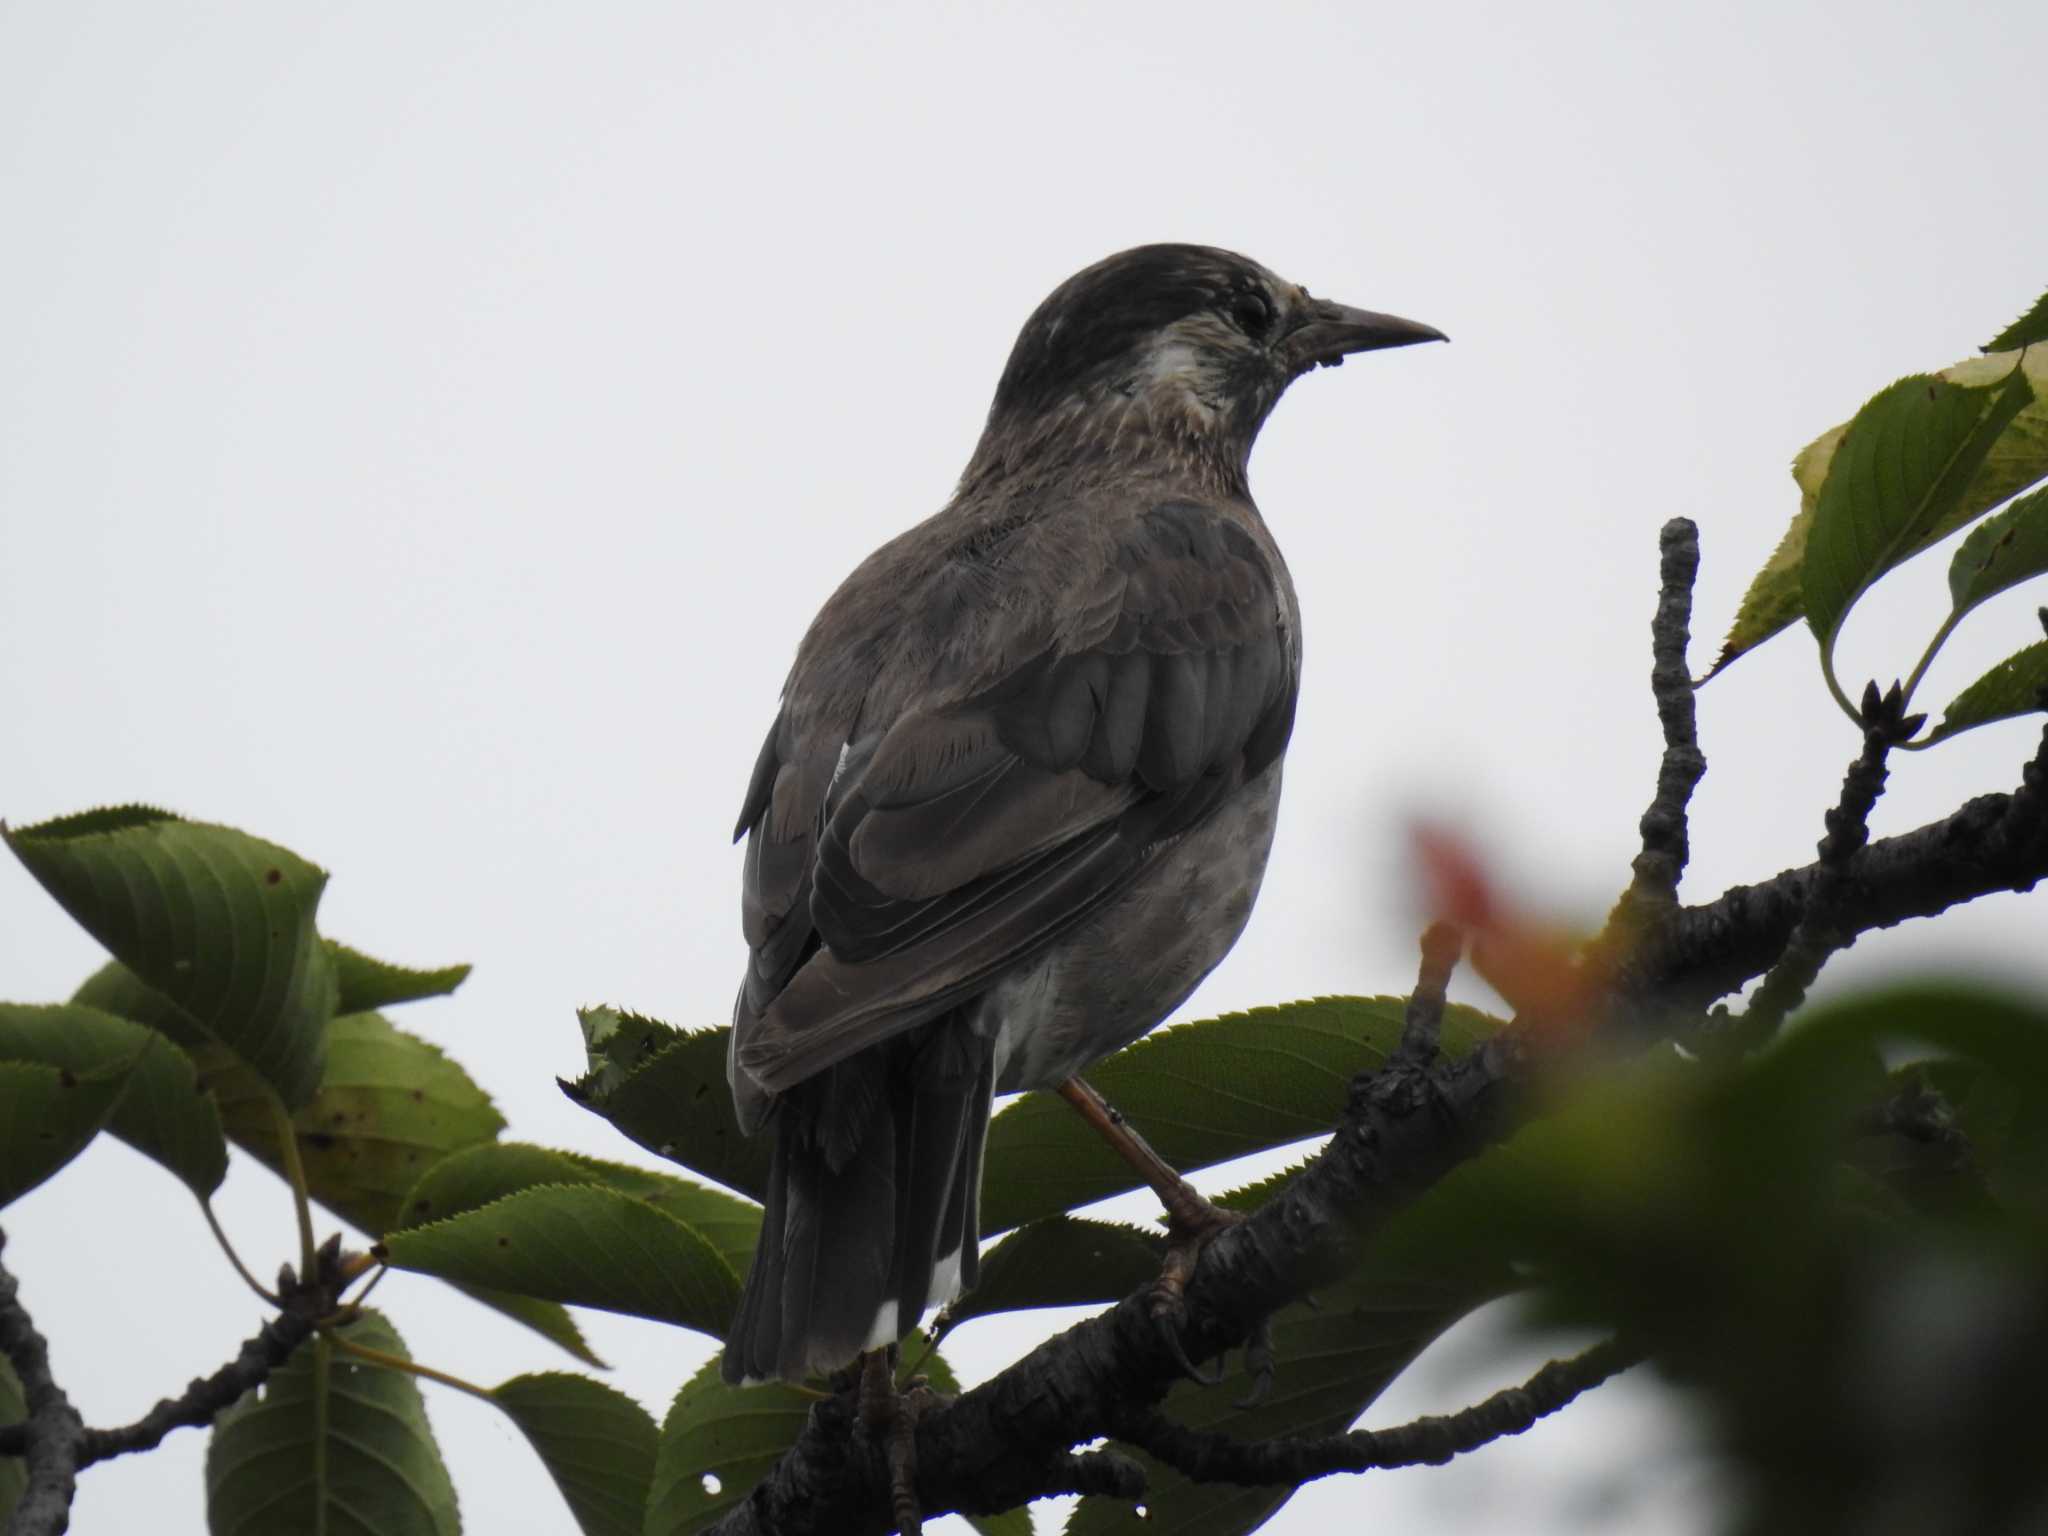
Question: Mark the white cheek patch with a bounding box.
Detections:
[1143,337,1206,388]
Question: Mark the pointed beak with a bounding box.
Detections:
[1282,298,1448,372]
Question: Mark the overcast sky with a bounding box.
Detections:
[3,3,2045,1532]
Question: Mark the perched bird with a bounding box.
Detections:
[724,243,1444,1385]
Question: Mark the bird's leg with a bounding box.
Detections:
[856,1344,937,1535]
[1056,1076,1244,1384]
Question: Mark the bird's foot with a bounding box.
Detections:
[857,1347,939,1535]
[1149,1192,1246,1387]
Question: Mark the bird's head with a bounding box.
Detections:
[967,243,1445,490]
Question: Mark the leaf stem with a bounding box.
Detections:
[1818,642,1865,730]
[263,1091,317,1281]
[200,1200,281,1306]
[1901,608,1964,710]
[326,1332,498,1405]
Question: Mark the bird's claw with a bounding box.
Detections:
[1147,1200,1246,1387]
[1152,1300,1226,1386]
[857,1348,935,1536]
[1234,1316,1276,1408]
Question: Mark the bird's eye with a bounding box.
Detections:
[1229,291,1275,338]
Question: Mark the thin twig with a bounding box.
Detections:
[1733,681,1920,1047]
[73,1311,314,1468]
[1609,518,1707,932]
[1110,1336,1641,1486]
[0,1229,85,1536]
[1396,922,1463,1064]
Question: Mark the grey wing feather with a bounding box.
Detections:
[730,498,1294,1102]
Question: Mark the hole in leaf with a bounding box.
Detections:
[701,1473,722,1496]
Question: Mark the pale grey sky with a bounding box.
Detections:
[3,2,2044,1532]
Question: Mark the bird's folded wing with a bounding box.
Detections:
[731,499,1295,1100]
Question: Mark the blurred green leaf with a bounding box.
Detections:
[328,941,471,1015]
[1715,348,2048,676]
[562,1018,770,1204]
[1923,639,2048,744]
[4,806,334,1106]
[1913,1058,2048,1219]
[381,1183,740,1338]
[980,996,1499,1236]
[1986,288,2048,352]
[0,1058,133,1209]
[492,1372,657,1536]
[0,1002,226,1198]
[206,1310,458,1536]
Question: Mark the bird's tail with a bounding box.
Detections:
[722,1016,995,1384]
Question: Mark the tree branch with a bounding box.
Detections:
[1108,1335,1641,1485]
[0,1230,83,1536]
[1629,744,2048,1019]
[1731,681,1918,1046]
[704,524,2048,1535]
[1396,922,1462,1064]
[709,1032,1530,1535]
[0,1229,334,1536]
[1612,516,1707,925]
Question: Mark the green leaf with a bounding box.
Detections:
[645,1349,959,1533]
[0,1357,24,1526]
[1803,364,2034,656]
[1923,639,2048,744]
[4,806,334,1106]
[562,1019,771,1204]
[380,1183,741,1338]
[1715,347,2048,676]
[573,1005,684,1096]
[0,1058,133,1208]
[0,1002,227,1198]
[979,996,1499,1236]
[206,1310,459,1536]
[451,1283,604,1368]
[73,956,217,1051]
[937,1217,1164,1335]
[1945,486,2048,618]
[72,963,594,1359]
[398,1140,762,1278]
[210,1011,505,1236]
[492,1372,657,1536]
[328,942,471,1015]
[1986,288,2048,352]
[646,1357,808,1535]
